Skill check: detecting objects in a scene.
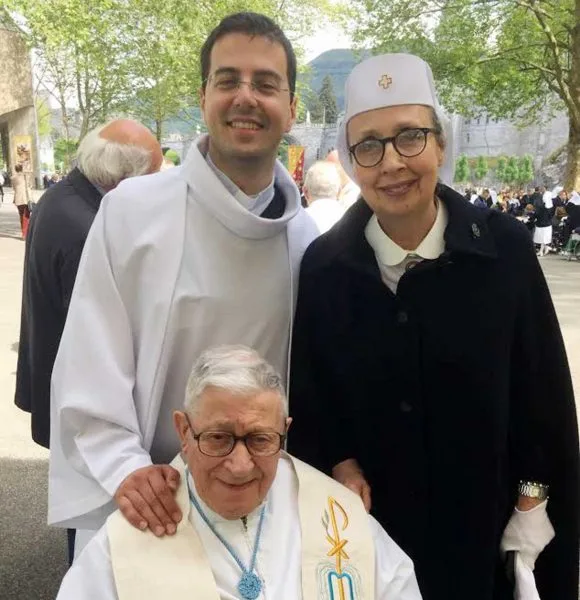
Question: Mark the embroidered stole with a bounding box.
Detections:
[108,455,375,600]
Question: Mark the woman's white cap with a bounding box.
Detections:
[336,53,454,186]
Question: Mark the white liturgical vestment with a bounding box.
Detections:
[306,198,345,234]
[56,454,423,600]
[48,136,319,532]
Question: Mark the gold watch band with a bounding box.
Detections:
[518,480,549,500]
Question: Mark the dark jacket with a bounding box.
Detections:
[566,203,580,232]
[15,168,102,448]
[535,204,552,228]
[288,184,579,600]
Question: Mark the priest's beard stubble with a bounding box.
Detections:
[208,138,278,196]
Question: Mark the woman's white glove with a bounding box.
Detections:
[501,500,555,569]
[500,500,555,599]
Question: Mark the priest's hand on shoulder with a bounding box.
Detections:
[115,465,182,536]
[332,458,372,512]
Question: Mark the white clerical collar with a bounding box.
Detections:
[365,200,448,267]
[205,151,275,216]
[187,470,266,526]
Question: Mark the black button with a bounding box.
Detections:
[400,401,413,413]
[397,310,408,324]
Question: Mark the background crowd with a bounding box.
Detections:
[464,185,580,257]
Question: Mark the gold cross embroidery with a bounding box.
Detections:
[378,74,393,89]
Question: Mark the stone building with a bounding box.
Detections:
[288,111,569,186]
[0,11,39,185]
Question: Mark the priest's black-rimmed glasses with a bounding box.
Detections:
[349,127,436,168]
[185,413,285,457]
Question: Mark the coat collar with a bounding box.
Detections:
[316,183,498,275]
[67,167,103,212]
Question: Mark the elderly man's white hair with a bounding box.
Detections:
[304,161,341,202]
[184,345,288,417]
[76,120,156,189]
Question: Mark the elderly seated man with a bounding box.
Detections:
[56,345,422,600]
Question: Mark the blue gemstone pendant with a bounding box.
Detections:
[238,572,262,600]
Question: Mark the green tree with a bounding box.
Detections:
[35,97,52,138]
[317,75,338,124]
[496,156,507,184]
[474,156,488,181]
[348,0,580,190]
[504,156,520,184]
[6,1,343,141]
[309,96,325,123]
[5,1,134,139]
[53,138,79,171]
[454,155,470,183]
[163,149,181,166]
[517,154,535,185]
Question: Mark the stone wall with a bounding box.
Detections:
[0,29,33,116]
[0,27,39,183]
[289,112,570,186]
[456,112,568,164]
[161,110,570,187]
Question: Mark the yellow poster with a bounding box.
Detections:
[287,145,305,183]
[13,135,33,172]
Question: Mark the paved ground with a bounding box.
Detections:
[0,192,578,599]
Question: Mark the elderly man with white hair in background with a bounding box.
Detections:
[55,345,422,600]
[15,118,162,564]
[304,160,345,233]
[326,149,361,210]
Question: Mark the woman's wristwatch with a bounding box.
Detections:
[518,480,549,501]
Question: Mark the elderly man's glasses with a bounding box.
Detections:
[207,73,290,98]
[349,128,436,168]
[185,414,285,457]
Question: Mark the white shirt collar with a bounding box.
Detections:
[205,151,275,216]
[365,200,448,267]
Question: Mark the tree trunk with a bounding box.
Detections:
[79,114,90,142]
[565,119,580,191]
[155,119,162,142]
[566,0,580,190]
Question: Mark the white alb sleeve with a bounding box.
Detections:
[370,515,423,600]
[51,194,152,499]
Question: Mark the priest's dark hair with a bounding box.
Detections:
[200,12,297,100]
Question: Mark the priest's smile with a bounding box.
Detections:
[228,119,263,131]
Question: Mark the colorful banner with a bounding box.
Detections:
[288,145,305,184]
[13,135,33,172]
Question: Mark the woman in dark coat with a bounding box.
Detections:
[288,53,579,600]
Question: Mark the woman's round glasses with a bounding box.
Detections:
[349,128,435,168]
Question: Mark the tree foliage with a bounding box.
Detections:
[53,138,78,171]
[454,154,470,183]
[496,156,507,183]
[35,96,52,138]
[517,154,535,184]
[6,0,343,141]
[474,156,488,181]
[318,75,339,124]
[348,0,580,189]
[504,156,520,184]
